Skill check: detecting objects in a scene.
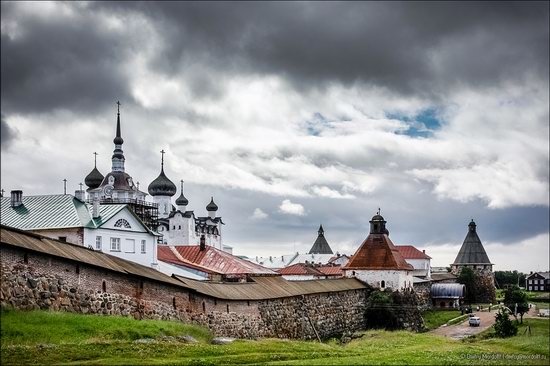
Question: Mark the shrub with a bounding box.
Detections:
[493,308,518,338]
[365,290,399,330]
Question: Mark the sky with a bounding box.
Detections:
[1,1,549,273]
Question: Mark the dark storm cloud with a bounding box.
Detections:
[2,2,547,115]
[0,114,17,150]
[96,1,549,95]
[0,2,132,115]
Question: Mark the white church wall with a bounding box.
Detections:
[345,269,413,291]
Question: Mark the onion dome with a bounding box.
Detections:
[148,168,176,196]
[176,180,189,206]
[148,149,177,196]
[85,167,104,190]
[85,152,104,190]
[206,197,218,212]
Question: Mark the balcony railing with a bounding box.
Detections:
[87,197,158,208]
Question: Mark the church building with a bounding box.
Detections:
[82,102,226,251]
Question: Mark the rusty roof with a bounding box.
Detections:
[343,233,414,270]
[0,225,184,287]
[277,263,326,276]
[158,245,277,276]
[317,265,343,276]
[396,245,432,259]
[172,275,366,300]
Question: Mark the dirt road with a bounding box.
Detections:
[431,311,496,340]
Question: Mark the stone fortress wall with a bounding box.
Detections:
[1,245,369,340]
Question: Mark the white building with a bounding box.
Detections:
[343,213,413,291]
[396,245,432,279]
[1,192,159,269]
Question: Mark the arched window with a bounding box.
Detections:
[381,280,385,288]
[226,304,229,313]
[102,280,107,293]
[114,219,131,229]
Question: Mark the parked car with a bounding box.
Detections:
[469,316,481,326]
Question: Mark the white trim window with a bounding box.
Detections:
[110,237,121,252]
[141,240,146,254]
[95,236,102,250]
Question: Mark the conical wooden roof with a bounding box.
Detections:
[453,220,492,264]
[308,225,333,254]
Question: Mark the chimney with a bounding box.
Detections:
[92,196,100,219]
[75,190,85,201]
[422,249,425,254]
[200,235,206,251]
[10,190,23,208]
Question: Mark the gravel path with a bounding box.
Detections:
[430,311,496,340]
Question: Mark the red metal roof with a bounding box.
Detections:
[396,245,432,259]
[318,265,343,276]
[277,263,325,276]
[343,234,414,270]
[158,245,277,276]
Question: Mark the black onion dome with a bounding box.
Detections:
[176,192,189,206]
[85,167,104,190]
[371,214,385,221]
[148,168,177,196]
[206,197,218,211]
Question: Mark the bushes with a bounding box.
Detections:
[365,291,399,330]
[493,308,518,338]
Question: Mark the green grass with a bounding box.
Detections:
[0,308,212,346]
[1,309,549,365]
[422,310,461,330]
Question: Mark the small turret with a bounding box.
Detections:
[175,180,189,211]
[206,197,218,219]
[148,150,176,218]
[84,152,104,191]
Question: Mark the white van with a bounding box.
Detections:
[469,316,481,327]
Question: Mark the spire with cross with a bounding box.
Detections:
[93,152,98,167]
[160,149,165,169]
[63,179,67,195]
[112,100,125,172]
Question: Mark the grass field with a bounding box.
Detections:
[1,309,549,365]
[422,310,461,330]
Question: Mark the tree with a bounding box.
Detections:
[493,308,518,337]
[365,290,399,330]
[457,267,476,304]
[494,270,526,288]
[503,286,529,324]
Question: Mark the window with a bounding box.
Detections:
[23,253,28,264]
[141,240,146,254]
[125,239,135,253]
[381,280,386,288]
[110,237,121,251]
[95,236,102,250]
[114,219,131,229]
[58,236,67,242]
[76,264,80,274]
[173,297,177,309]
[529,286,532,291]
[178,225,181,230]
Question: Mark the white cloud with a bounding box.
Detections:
[279,199,305,216]
[310,185,355,199]
[250,208,268,220]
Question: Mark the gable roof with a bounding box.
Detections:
[343,233,414,271]
[453,221,492,265]
[277,263,326,276]
[1,194,156,234]
[396,245,432,259]
[527,271,550,280]
[158,245,277,276]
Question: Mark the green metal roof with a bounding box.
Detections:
[0,194,126,230]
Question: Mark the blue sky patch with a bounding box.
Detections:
[387,108,443,138]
